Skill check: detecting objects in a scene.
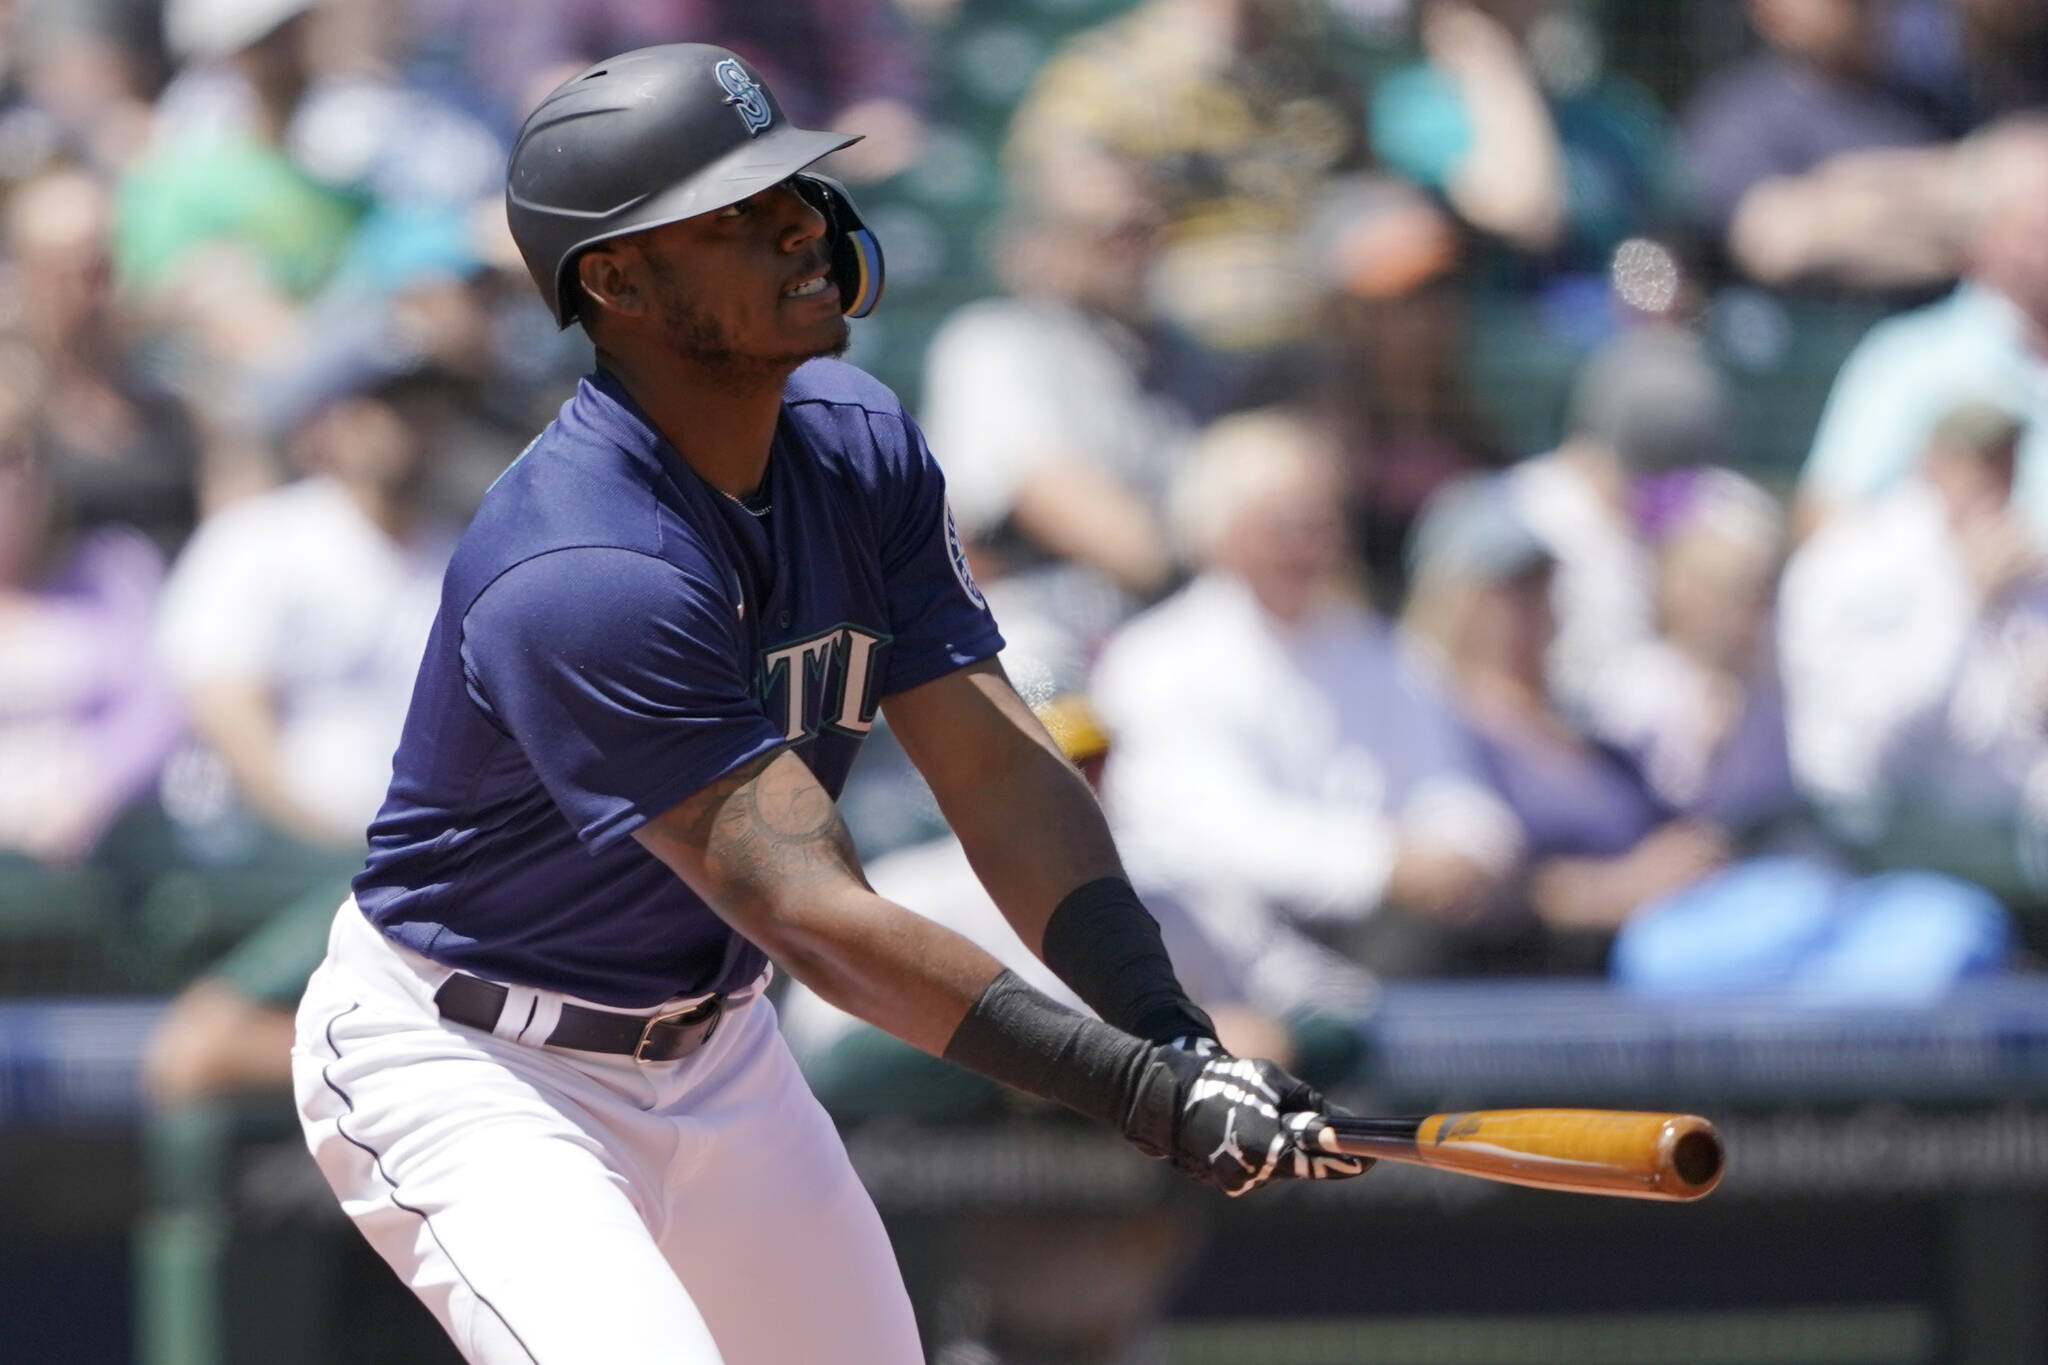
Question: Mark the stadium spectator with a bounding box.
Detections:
[153,367,461,854]
[4,167,202,553]
[1367,0,1674,275]
[1303,175,1503,600]
[1795,117,2048,540]
[1587,467,1797,834]
[1092,411,1521,998]
[1782,401,2048,903]
[1005,0,1369,357]
[141,366,474,1103]
[147,0,503,223]
[1886,0,2048,138]
[920,150,1194,654]
[1366,0,1561,256]
[240,222,586,511]
[406,0,931,181]
[1402,475,1728,972]
[119,0,360,319]
[0,0,155,178]
[118,0,503,403]
[1505,324,1731,718]
[138,875,344,1104]
[429,203,597,424]
[1601,460,2012,999]
[0,355,180,879]
[1681,0,1967,291]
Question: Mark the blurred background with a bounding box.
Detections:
[5,0,2048,1361]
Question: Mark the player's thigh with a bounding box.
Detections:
[655,999,923,1365]
[296,993,727,1365]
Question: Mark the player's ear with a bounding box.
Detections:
[576,246,645,323]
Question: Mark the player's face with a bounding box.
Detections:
[631,181,850,374]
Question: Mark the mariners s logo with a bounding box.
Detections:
[714,59,773,136]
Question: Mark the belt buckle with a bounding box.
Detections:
[633,996,723,1063]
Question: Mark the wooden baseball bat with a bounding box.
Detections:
[1315,1109,1724,1202]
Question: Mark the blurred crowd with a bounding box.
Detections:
[2,0,2048,1142]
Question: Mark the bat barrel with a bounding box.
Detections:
[1322,1109,1725,1202]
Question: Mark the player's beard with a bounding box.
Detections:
[652,264,850,376]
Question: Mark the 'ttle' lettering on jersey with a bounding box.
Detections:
[759,625,889,741]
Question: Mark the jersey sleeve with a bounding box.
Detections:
[459,546,787,851]
[869,409,1006,696]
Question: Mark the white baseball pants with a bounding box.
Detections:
[292,902,925,1365]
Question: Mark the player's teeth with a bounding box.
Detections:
[784,276,826,297]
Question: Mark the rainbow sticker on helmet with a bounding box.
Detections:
[714,58,772,136]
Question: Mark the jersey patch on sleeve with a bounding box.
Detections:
[944,502,987,611]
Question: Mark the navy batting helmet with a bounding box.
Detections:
[506,44,885,328]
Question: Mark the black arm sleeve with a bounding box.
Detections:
[941,970,1185,1156]
[1040,877,1217,1046]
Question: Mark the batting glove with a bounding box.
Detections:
[1125,1039,1371,1197]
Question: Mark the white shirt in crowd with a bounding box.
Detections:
[1779,480,2048,839]
[1090,571,1520,1015]
[920,296,1191,540]
[1507,451,1655,719]
[1801,284,2048,540]
[155,475,455,834]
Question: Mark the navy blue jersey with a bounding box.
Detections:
[353,361,1003,1005]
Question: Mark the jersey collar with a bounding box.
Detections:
[580,369,671,476]
[579,368,793,507]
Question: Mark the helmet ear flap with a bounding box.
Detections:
[793,172,885,318]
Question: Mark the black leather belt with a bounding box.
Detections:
[434,973,729,1063]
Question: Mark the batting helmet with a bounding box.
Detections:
[506,44,885,328]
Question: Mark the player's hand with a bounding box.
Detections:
[1124,1040,1371,1196]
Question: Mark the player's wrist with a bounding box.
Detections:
[936,970,1209,1163]
[941,972,1367,1195]
[941,968,1158,1135]
[1040,876,1217,1047]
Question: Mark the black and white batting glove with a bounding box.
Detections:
[1124,1038,1371,1197]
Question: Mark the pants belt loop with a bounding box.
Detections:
[490,986,539,1044]
[522,992,565,1045]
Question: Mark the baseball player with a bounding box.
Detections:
[290,44,1364,1365]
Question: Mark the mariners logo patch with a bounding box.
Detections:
[944,503,986,610]
[714,59,773,136]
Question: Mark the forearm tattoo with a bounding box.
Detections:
[669,752,863,897]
